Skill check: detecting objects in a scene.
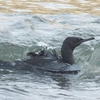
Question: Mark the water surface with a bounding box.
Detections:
[0,0,100,100]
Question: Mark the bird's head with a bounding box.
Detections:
[64,37,94,50]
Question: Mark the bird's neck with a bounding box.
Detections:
[61,45,75,65]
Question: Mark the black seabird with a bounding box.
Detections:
[0,37,94,74]
[23,37,94,74]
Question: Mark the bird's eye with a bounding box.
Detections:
[77,38,83,41]
[72,39,77,42]
[72,38,83,43]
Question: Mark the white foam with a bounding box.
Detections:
[37,42,48,47]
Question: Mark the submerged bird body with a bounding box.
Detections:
[0,37,94,73]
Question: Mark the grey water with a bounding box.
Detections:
[0,13,100,100]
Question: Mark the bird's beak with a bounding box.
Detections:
[81,37,95,43]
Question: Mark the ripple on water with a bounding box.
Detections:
[0,5,99,99]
